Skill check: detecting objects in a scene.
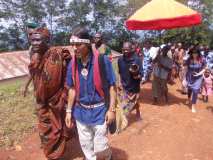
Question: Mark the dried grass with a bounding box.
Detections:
[0,80,36,148]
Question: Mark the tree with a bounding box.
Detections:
[88,0,120,32]
[126,0,213,48]
[0,0,47,51]
[43,0,67,35]
[0,0,213,51]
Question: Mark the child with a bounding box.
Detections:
[202,69,213,102]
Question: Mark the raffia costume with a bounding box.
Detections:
[29,47,71,160]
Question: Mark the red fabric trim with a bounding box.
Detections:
[126,13,202,30]
[93,50,104,97]
[71,51,104,100]
[71,55,80,99]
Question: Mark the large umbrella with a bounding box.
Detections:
[126,0,202,30]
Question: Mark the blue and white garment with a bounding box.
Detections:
[206,51,213,71]
[186,58,206,91]
[66,54,116,126]
[142,48,152,81]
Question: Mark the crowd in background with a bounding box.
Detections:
[23,22,213,160]
[131,41,213,113]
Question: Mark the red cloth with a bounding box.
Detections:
[135,47,141,55]
[29,47,71,159]
[71,50,104,100]
[126,13,202,30]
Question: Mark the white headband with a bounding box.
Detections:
[70,36,90,44]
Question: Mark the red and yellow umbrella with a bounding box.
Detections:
[126,0,202,30]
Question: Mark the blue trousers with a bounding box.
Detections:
[188,89,199,104]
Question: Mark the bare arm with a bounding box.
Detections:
[67,87,76,111]
[117,75,123,90]
[109,85,116,111]
[65,87,76,128]
[25,76,32,88]
[23,75,32,97]
[210,74,213,89]
[178,49,184,65]
[105,85,116,125]
[193,67,206,77]
[212,78,213,89]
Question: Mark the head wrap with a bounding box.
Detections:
[26,21,39,29]
[70,35,90,44]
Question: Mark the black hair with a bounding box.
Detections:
[161,45,170,55]
[188,46,202,61]
[163,45,171,51]
[71,26,92,52]
[72,26,91,40]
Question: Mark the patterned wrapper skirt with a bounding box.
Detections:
[116,89,139,133]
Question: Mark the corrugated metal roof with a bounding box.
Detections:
[0,46,121,81]
[0,50,30,81]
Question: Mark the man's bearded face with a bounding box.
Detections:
[31,33,47,54]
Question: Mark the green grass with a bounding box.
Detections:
[0,79,36,148]
[0,59,119,148]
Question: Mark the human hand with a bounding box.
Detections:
[117,84,123,92]
[192,72,201,77]
[105,111,116,125]
[21,87,28,97]
[65,113,73,128]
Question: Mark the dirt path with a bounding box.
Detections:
[1,82,213,160]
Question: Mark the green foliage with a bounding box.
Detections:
[58,0,91,30]
[52,31,70,46]
[127,0,213,48]
[160,0,213,48]
[0,0,213,51]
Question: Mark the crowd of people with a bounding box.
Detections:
[23,22,213,160]
[137,42,213,113]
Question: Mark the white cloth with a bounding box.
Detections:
[149,47,160,60]
[76,120,111,160]
[206,51,213,71]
